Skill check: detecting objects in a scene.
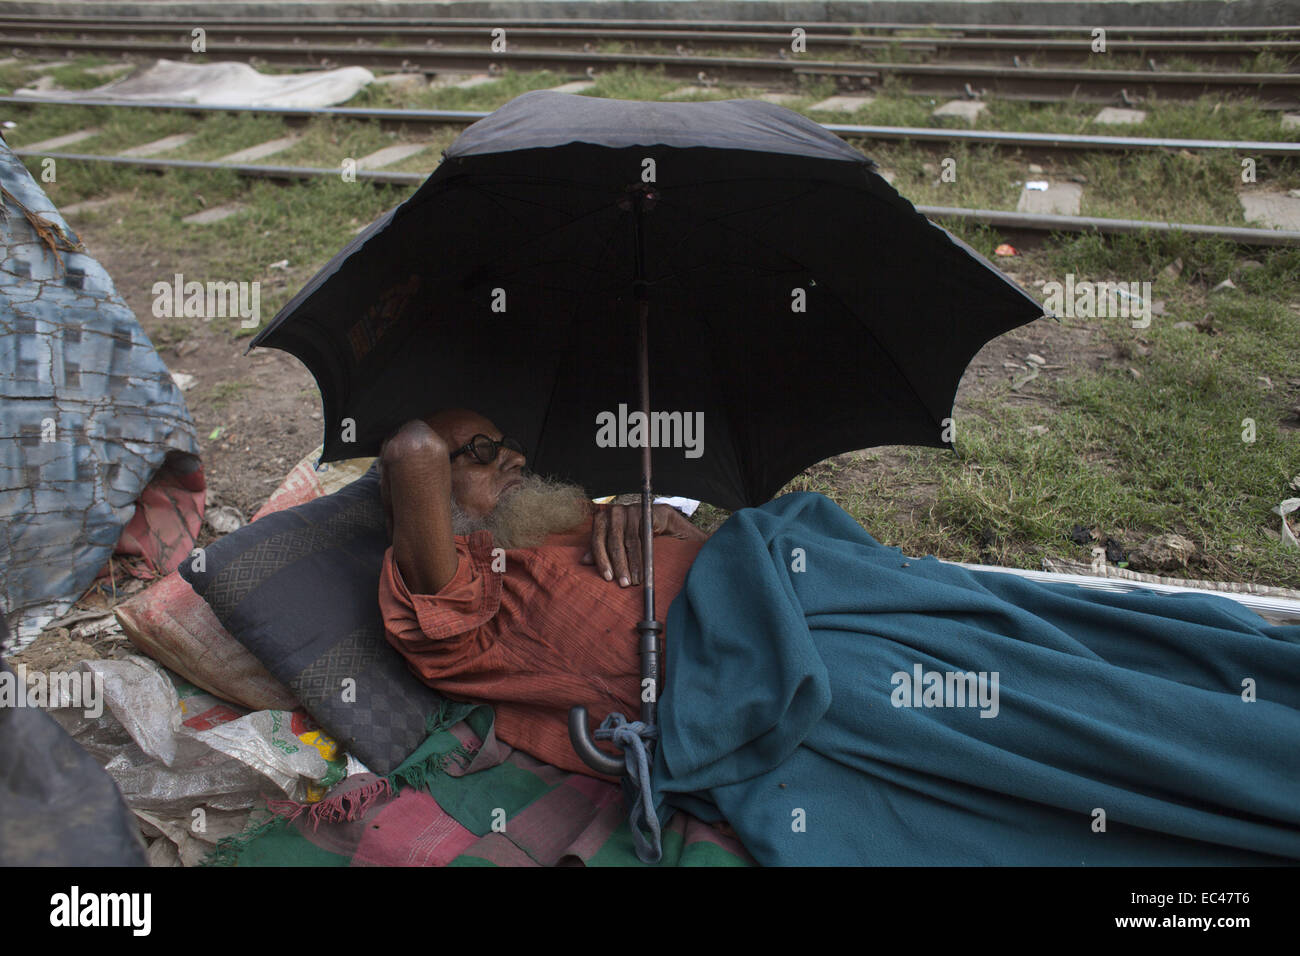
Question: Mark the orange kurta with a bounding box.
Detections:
[378,516,704,778]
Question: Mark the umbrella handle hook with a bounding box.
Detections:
[568,706,628,777]
[568,612,662,778]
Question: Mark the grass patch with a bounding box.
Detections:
[150,320,191,347]
[40,58,119,90]
[422,69,571,111]
[585,65,690,101]
[206,380,257,407]
[166,113,291,162]
[0,54,116,95]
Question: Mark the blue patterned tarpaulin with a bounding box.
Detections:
[0,139,198,647]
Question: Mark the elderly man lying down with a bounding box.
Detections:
[379,409,1300,867]
[377,409,708,779]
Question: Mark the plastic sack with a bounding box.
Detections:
[44,655,348,864]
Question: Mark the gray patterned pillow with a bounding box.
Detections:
[179,467,454,774]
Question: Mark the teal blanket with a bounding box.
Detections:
[651,492,1300,865]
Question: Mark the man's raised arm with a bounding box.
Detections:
[379,420,460,595]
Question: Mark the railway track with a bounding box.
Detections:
[1,18,1297,69]
[1,15,1295,38]
[11,140,1300,248]
[2,17,1298,107]
[5,95,1299,159]
[5,20,1295,249]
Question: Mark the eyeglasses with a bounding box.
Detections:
[448,434,525,465]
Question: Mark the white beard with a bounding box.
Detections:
[450,473,589,549]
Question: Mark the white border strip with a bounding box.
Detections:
[943,561,1300,625]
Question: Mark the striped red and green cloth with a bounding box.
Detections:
[206,701,753,867]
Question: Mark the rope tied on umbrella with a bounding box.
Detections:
[595,712,662,863]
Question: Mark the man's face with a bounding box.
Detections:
[426,410,526,519]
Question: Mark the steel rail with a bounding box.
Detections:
[15,148,1300,246]
[0,15,1296,39]
[912,205,1300,245]
[5,96,1298,156]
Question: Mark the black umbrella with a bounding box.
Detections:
[252,90,1046,783]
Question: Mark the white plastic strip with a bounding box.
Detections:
[944,561,1300,625]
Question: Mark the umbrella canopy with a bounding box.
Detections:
[253,90,1046,510]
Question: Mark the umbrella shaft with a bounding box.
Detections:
[637,296,660,729]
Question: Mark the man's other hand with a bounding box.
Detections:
[583,502,708,587]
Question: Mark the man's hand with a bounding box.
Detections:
[583,502,709,587]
